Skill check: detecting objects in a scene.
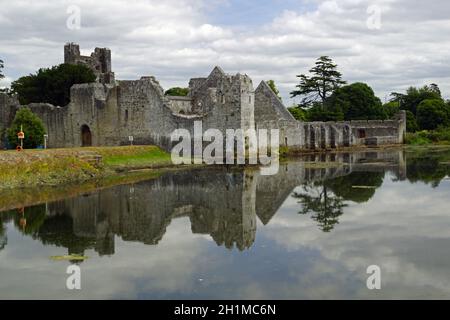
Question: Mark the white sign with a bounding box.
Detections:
[128,136,134,142]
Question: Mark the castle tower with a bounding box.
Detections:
[63,43,115,84]
[64,42,80,64]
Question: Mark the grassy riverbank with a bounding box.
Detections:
[0,145,174,189]
[405,128,450,145]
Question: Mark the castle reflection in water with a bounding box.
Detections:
[0,150,409,255]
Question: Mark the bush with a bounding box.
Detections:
[405,132,431,145]
[405,128,450,145]
[7,108,46,149]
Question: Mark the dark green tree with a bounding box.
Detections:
[11,63,96,106]
[266,80,282,100]
[326,82,387,120]
[382,101,400,118]
[165,87,189,96]
[391,85,442,116]
[306,102,344,122]
[416,99,449,130]
[291,56,346,108]
[405,110,419,132]
[7,108,46,148]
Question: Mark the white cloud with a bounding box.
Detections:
[0,0,449,104]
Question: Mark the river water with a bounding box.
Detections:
[1,147,450,299]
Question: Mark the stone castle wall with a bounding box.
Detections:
[0,94,19,149]
[0,43,406,151]
[254,79,406,150]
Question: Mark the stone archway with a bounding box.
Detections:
[81,125,92,147]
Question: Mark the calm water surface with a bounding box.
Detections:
[1,147,450,299]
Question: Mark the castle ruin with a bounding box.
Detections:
[0,43,406,152]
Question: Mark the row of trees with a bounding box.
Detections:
[286,56,450,132]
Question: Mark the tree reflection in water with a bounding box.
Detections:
[293,172,384,232]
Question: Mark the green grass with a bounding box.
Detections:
[102,146,172,169]
[406,128,450,145]
[0,145,174,189]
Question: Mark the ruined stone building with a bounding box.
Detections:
[0,43,406,151]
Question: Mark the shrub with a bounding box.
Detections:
[7,108,46,149]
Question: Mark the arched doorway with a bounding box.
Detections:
[81,125,92,147]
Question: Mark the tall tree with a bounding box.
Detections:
[291,56,346,108]
[266,80,282,101]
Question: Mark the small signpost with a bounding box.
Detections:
[129,135,134,146]
[17,125,24,151]
[44,134,49,149]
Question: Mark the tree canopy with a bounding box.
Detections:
[291,56,346,108]
[390,84,449,132]
[7,107,46,149]
[326,82,387,120]
[11,63,96,107]
[390,85,442,116]
[416,99,450,130]
[165,87,189,96]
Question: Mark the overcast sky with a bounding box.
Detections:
[1,0,449,105]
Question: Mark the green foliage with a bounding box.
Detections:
[391,84,442,115]
[405,132,431,145]
[165,87,189,96]
[291,56,346,108]
[266,80,282,100]
[405,128,450,145]
[287,106,307,121]
[11,63,96,106]
[383,101,400,118]
[326,82,387,120]
[405,110,419,132]
[7,108,46,148]
[306,102,344,122]
[416,99,449,130]
[0,59,4,80]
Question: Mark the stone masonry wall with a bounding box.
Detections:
[0,43,406,152]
